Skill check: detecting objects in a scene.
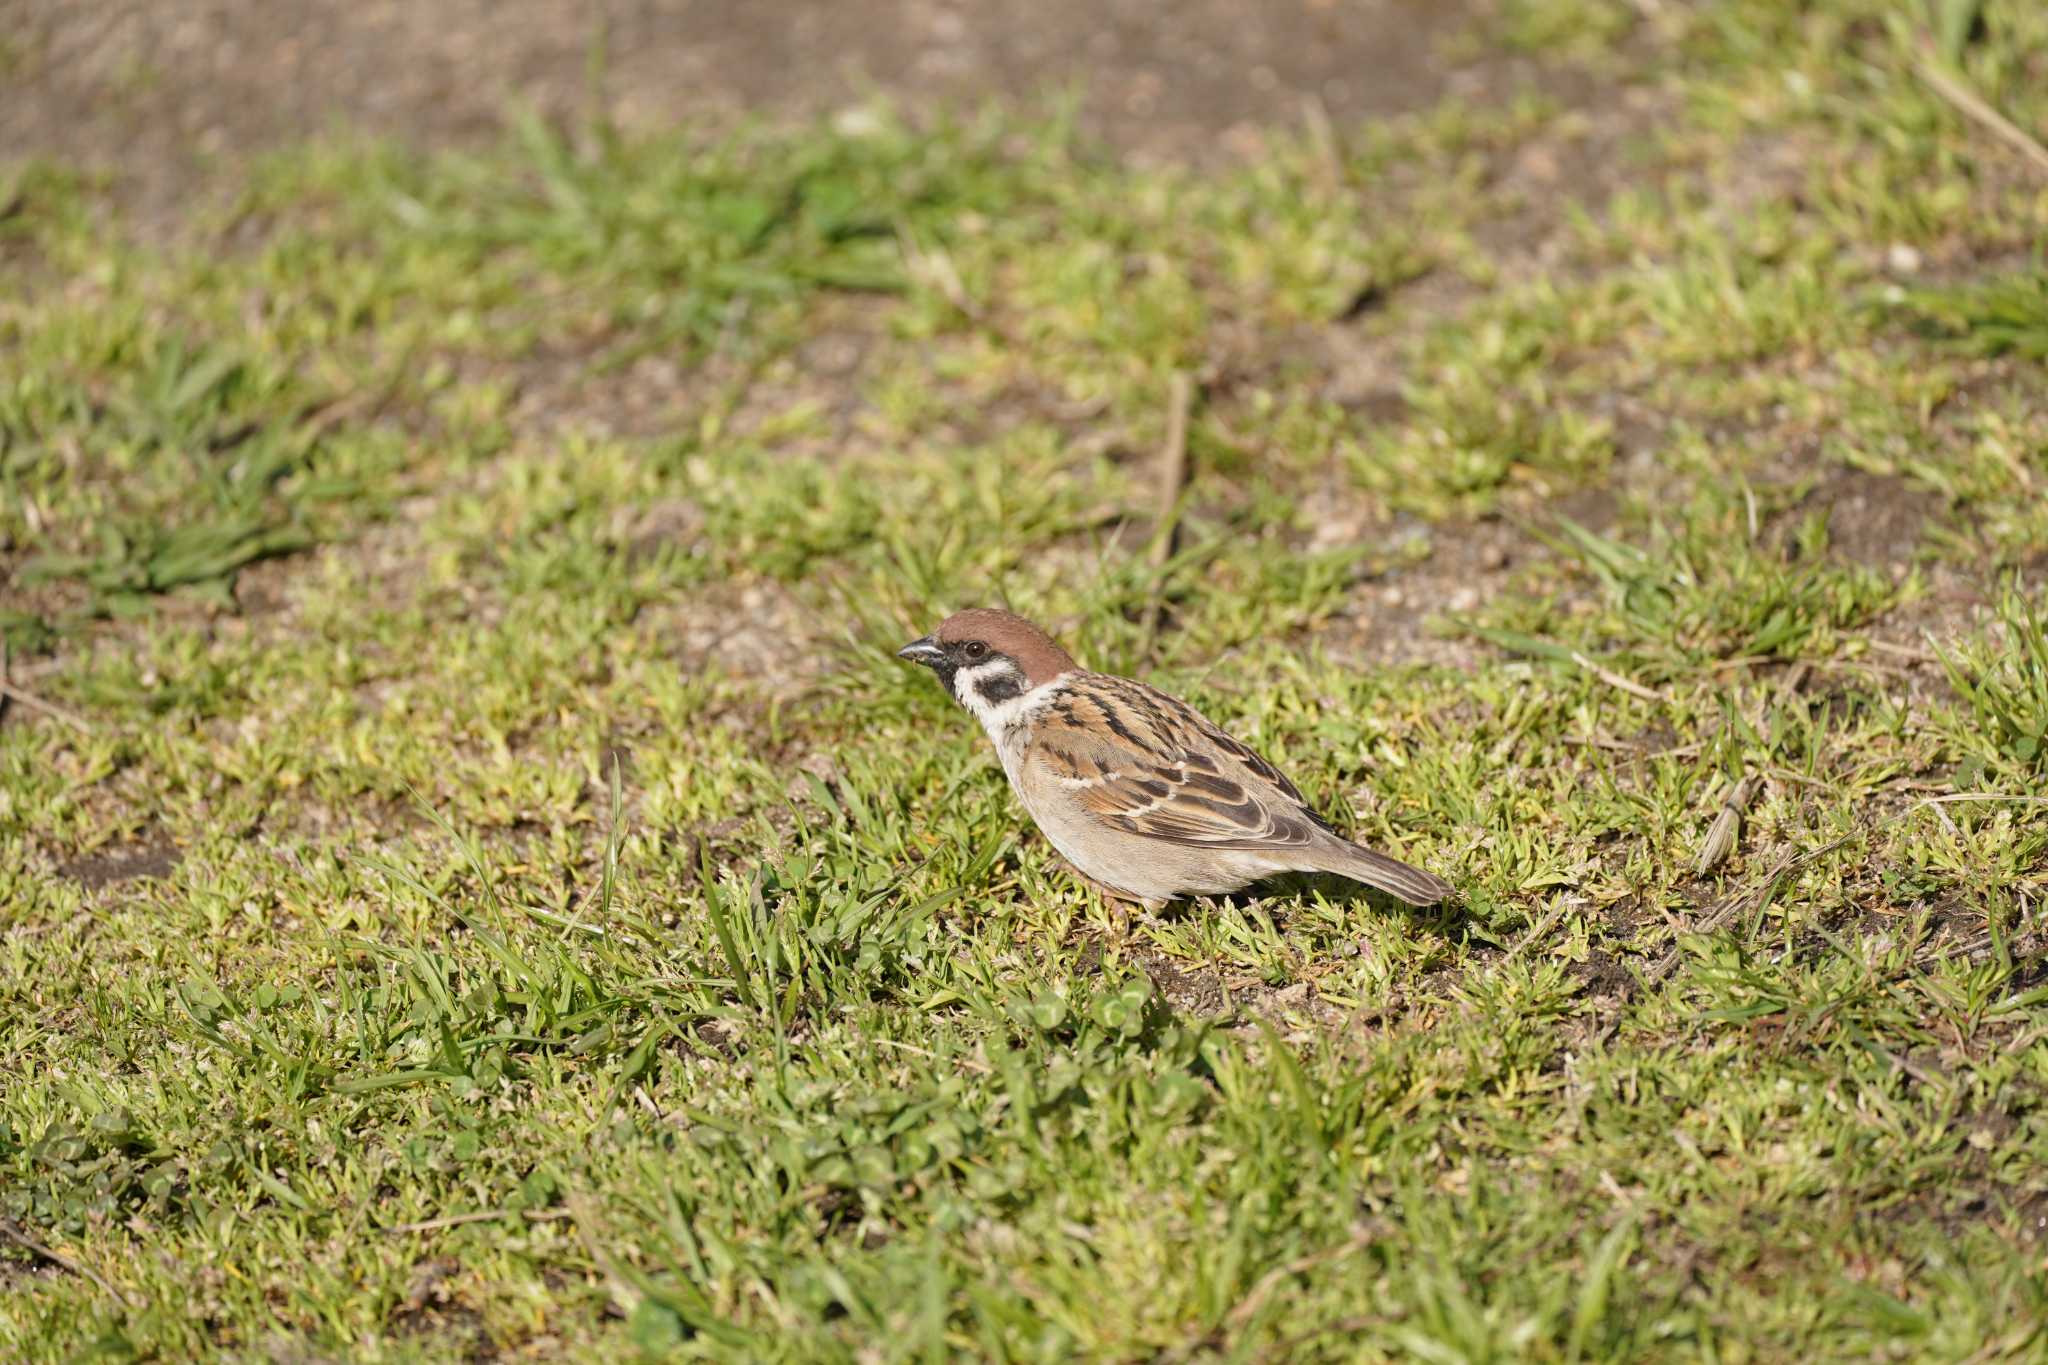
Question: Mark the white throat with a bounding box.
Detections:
[954,663,1063,747]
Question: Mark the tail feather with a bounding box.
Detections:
[1311,837,1452,906]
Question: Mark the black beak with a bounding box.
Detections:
[896,635,946,668]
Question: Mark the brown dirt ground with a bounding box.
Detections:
[58,840,181,891]
[3,0,1498,226]
[0,0,1964,597]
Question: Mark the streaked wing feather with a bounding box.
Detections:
[1203,725,1309,806]
[1035,675,1327,851]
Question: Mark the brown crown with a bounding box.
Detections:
[932,609,1078,687]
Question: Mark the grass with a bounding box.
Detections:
[4,0,2048,1359]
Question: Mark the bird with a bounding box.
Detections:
[896,608,1451,908]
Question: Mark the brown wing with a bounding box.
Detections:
[1030,674,1332,851]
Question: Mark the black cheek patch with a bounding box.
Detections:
[976,673,1025,705]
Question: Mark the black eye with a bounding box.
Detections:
[960,640,988,661]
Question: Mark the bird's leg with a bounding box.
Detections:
[1057,859,1164,940]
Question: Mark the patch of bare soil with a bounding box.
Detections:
[1127,942,1232,1017]
[1788,468,1944,574]
[59,840,182,890]
[1287,480,1619,673]
[371,1256,501,1361]
[2,0,1488,231]
[1318,515,1533,670]
[638,575,822,695]
[0,1250,65,1295]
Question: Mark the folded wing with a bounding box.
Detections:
[1034,677,1331,851]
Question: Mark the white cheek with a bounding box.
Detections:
[952,661,1014,716]
[953,665,1058,742]
[952,660,998,695]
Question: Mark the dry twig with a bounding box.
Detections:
[1696,662,1811,875]
[1139,371,1195,659]
[1695,775,1762,875]
[1862,638,1941,664]
[0,1216,136,1309]
[897,226,982,322]
[1499,898,1577,966]
[873,1037,992,1075]
[383,1208,574,1235]
[1300,94,1345,190]
[1913,49,2048,182]
[1648,832,1857,986]
[1568,650,1672,705]
[294,343,416,445]
[1912,793,2048,808]
[0,640,92,733]
[1224,1226,1375,1329]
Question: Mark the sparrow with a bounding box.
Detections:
[896,608,1451,908]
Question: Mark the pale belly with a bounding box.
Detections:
[1018,784,1279,902]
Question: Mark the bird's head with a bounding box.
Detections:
[897,609,1078,717]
